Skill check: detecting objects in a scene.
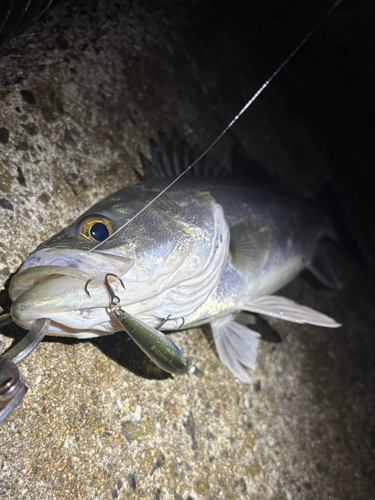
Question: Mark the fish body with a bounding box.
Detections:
[9,139,340,382]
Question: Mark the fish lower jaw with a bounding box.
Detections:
[10,296,119,335]
[45,320,119,338]
[11,309,121,338]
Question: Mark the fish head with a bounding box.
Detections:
[9,183,217,337]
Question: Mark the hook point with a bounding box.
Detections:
[84,276,95,298]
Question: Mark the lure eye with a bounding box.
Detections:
[79,216,114,243]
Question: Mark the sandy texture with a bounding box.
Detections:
[0,1,374,499]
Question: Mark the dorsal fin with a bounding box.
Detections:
[140,131,281,185]
[140,131,229,179]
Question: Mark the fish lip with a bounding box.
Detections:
[10,269,109,330]
[9,265,97,327]
[9,265,93,302]
[17,248,135,279]
[10,247,134,303]
[9,249,134,335]
[17,265,91,280]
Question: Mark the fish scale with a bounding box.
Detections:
[0,1,344,424]
[8,143,341,385]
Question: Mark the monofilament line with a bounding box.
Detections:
[48,0,343,270]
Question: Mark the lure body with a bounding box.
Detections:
[114,307,190,375]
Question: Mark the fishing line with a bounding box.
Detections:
[132,0,344,382]
[68,0,343,265]
[1,0,344,396]
[5,0,342,279]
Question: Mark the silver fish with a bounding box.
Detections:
[8,135,340,383]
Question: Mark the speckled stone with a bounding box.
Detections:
[0,1,374,500]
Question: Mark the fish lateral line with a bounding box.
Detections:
[4,0,344,381]
[0,2,347,423]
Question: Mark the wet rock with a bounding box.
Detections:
[184,412,197,450]
[15,141,29,151]
[253,380,261,392]
[153,487,161,500]
[150,454,165,476]
[38,192,51,205]
[63,128,76,145]
[56,102,65,115]
[57,37,70,51]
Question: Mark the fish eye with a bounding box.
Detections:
[90,222,109,241]
[79,216,114,243]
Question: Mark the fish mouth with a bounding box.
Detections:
[9,249,134,336]
[10,265,92,301]
[10,266,113,335]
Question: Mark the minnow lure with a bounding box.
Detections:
[85,274,191,376]
[0,0,343,423]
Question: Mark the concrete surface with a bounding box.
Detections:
[0,0,374,499]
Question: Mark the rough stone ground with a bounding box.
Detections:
[0,0,374,499]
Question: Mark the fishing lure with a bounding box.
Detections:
[0,0,343,423]
[85,274,192,376]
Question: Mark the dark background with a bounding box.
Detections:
[0,2,375,498]
[1,0,374,259]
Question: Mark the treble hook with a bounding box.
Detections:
[155,314,171,330]
[84,273,191,376]
[85,273,125,310]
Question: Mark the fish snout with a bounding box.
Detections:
[10,270,110,330]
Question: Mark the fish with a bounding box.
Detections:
[8,133,341,383]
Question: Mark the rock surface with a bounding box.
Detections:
[0,1,374,499]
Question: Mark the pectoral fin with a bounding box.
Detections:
[230,219,270,274]
[243,295,341,327]
[211,316,260,383]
